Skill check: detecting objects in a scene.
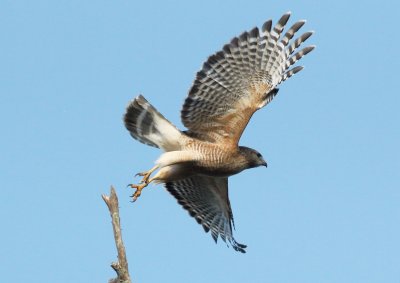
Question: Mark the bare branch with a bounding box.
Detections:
[102,186,132,283]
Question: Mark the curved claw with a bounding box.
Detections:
[130,192,140,202]
[135,172,145,177]
[133,165,159,184]
[133,172,151,184]
[130,190,141,202]
[127,183,141,188]
[128,183,147,202]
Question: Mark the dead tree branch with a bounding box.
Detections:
[102,186,132,283]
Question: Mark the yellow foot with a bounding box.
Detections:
[134,165,159,184]
[135,171,152,184]
[128,165,159,202]
[128,183,148,202]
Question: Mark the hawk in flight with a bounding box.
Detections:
[124,12,314,253]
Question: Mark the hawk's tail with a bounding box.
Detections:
[124,95,182,150]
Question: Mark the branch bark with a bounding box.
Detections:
[102,186,132,283]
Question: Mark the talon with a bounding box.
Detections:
[135,172,152,184]
[134,165,159,184]
[128,183,147,202]
[130,191,141,202]
[128,165,159,202]
[135,172,145,177]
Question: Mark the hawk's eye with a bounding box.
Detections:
[256,153,262,158]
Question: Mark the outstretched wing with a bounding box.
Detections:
[181,12,314,146]
[165,176,246,253]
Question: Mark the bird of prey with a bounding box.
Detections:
[124,12,314,253]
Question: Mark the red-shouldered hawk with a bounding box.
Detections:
[124,12,315,253]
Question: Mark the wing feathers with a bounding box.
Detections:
[281,20,306,46]
[282,66,304,82]
[287,45,315,69]
[181,12,314,144]
[262,19,272,33]
[271,11,291,41]
[286,31,314,57]
[165,176,246,253]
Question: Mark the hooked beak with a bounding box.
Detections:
[262,159,268,168]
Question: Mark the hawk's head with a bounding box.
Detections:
[239,146,267,169]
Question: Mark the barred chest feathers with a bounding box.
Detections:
[155,144,248,178]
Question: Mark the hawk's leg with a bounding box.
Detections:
[135,165,159,184]
[128,165,159,202]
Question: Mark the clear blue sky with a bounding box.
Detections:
[1,1,399,282]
